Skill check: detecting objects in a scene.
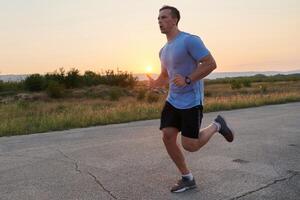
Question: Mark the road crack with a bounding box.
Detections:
[56,149,117,199]
[56,149,81,173]
[87,171,118,199]
[228,170,299,200]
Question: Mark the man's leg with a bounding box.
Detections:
[162,127,197,193]
[181,123,218,152]
[162,127,190,175]
[181,115,234,152]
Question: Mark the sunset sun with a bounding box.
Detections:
[146,65,153,73]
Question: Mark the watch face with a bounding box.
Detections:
[185,77,191,84]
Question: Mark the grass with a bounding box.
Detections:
[0,98,163,137]
[204,92,300,112]
[0,80,300,137]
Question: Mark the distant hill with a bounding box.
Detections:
[0,74,28,82]
[135,70,300,81]
[1,70,300,82]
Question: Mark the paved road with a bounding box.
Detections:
[0,103,299,200]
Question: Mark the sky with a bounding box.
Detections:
[0,0,299,75]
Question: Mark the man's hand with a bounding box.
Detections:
[146,74,155,88]
[173,74,186,87]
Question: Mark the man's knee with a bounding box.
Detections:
[162,128,178,143]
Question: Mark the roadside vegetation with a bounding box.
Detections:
[1,69,299,137]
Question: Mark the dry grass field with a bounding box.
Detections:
[1,79,300,137]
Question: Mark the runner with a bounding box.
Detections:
[148,5,235,193]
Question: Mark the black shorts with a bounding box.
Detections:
[160,101,203,139]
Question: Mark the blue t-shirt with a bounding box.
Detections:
[159,31,210,109]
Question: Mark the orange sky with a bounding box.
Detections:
[0,0,299,75]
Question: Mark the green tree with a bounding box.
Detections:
[65,68,82,88]
[24,74,45,91]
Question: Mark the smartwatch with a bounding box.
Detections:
[185,76,192,85]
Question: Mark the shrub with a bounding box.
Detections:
[230,80,242,90]
[108,89,121,101]
[83,70,100,86]
[147,92,159,103]
[17,100,30,109]
[55,104,67,113]
[46,81,65,98]
[45,68,65,84]
[242,79,252,87]
[0,80,25,96]
[101,70,138,88]
[65,68,82,88]
[24,74,45,91]
[0,80,3,92]
[259,85,267,94]
[137,89,147,100]
[108,91,120,101]
[92,86,126,101]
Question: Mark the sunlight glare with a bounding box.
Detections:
[146,65,153,73]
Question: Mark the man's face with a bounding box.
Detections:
[158,9,177,34]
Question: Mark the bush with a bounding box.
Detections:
[101,70,138,88]
[242,79,252,87]
[65,68,82,88]
[108,89,122,101]
[108,87,129,101]
[17,100,30,109]
[2,68,138,95]
[147,92,160,103]
[24,74,45,91]
[46,81,65,98]
[259,85,267,94]
[0,80,3,91]
[83,70,100,86]
[137,89,147,101]
[230,80,242,90]
[45,68,65,84]
[0,80,25,96]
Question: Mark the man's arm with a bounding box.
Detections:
[173,54,216,86]
[189,53,217,82]
[147,66,169,88]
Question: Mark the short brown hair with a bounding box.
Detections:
[159,5,180,25]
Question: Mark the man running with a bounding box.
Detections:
[148,5,235,193]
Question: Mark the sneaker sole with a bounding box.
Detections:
[172,185,197,193]
[221,116,235,142]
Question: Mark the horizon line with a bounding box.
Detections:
[1,69,300,76]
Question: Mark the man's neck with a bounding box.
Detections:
[166,28,180,42]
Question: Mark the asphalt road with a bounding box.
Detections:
[0,103,299,200]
